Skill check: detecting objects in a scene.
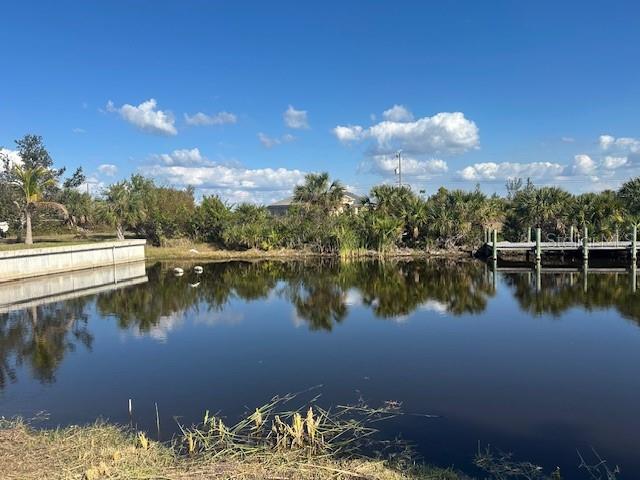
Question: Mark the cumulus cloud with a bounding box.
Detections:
[572,154,597,175]
[382,104,414,122]
[283,105,309,129]
[602,155,628,169]
[0,148,22,171]
[362,154,448,178]
[106,98,177,136]
[258,132,295,148]
[97,164,118,176]
[141,148,306,204]
[334,125,365,142]
[334,111,479,156]
[599,134,640,153]
[458,161,565,181]
[152,148,210,166]
[184,111,237,126]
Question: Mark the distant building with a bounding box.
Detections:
[266,191,364,216]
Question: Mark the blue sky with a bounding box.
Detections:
[1,0,639,203]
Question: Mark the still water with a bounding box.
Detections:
[1,259,639,478]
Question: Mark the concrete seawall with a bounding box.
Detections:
[0,239,146,283]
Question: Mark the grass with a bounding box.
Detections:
[0,233,118,251]
[0,393,616,480]
[0,419,463,480]
[0,393,467,479]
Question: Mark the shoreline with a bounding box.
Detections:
[0,419,466,480]
[145,243,474,262]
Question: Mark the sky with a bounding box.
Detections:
[1,0,639,204]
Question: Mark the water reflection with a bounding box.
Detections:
[0,300,92,388]
[1,259,640,389]
[503,270,640,323]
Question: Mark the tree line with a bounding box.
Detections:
[2,134,640,251]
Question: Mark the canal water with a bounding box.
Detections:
[1,259,639,478]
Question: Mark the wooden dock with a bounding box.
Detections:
[482,226,638,264]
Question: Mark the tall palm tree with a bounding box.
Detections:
[293,172,346,212]
[10,165,68,245]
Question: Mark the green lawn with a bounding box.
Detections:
[0,233,120,251]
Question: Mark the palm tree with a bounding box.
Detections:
[293,172,346,212]
[10,165,68,245]
[98,181,143,240]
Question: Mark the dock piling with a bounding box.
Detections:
[527,226,532,243]
[632,224,637,264]
[535,228,541,262]
[569,225,574,244]
[492,229,498,261]
[583,226,589,263]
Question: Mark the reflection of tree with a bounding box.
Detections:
[5,260,639,390]
[349,260,494,318]
[0,299,92,388]
[503,272,640,324]
[94,259,498,333]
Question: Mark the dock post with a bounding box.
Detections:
[492,229,498,261]
[583,226,589,263]
[569,225,574,244]
[535,227,541,263]
[527,226,532,243]
[632,224,637,264]
[492,258,497,290]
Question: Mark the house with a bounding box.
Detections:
[266,191,364,216]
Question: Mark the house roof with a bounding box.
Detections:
[267,191,363,208]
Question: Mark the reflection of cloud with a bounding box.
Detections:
[193,310,244,326]
[127,308,245,342]
[146,312,186,342]
[344,289,362,306]
[420,300,449,315]
[291,308,305,328]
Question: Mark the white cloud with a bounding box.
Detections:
[184,111,237,126]
[602,155,628,170]
[142,148,306,204]
[77,176,104,196]
[283,105,309,129]
[458,161,565,181]
[561,136,575,143]
[0,148,22,171]
[97,164,118,176]
[258,132,295,148]
[382,104,414,122]
[153,148,209,166]
[334,111,479,156]
[333,125,365,142]
[572,154,597,175]
[599,134,640,153]
[72,127,86,134]
[106,98,177,136]
[363,154,448,178]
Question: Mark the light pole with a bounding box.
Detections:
[394,150,402,187]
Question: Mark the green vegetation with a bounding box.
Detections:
[2,134,640,252]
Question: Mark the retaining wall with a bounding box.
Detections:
[0,239,146,283]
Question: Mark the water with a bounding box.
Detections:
[1,259,639,478]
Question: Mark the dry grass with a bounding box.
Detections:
[145,242,324,261]
[0,419,462,480]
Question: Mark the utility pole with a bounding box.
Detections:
[395,150,402,188]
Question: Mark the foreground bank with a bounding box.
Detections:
[0,420,464,480]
